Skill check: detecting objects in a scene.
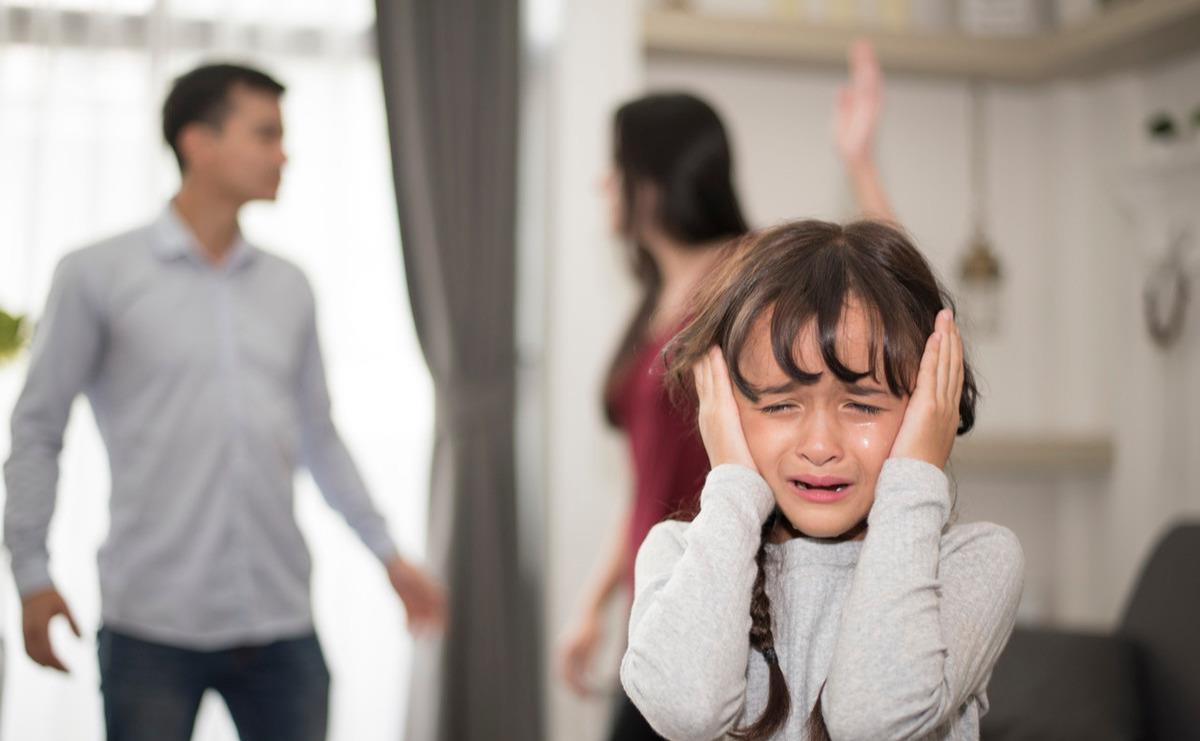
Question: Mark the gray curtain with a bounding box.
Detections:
[373,2,539,740]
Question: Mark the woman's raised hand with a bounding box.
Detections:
[889,309,964,469]
[693,346,757,471]
[834,39,883,166]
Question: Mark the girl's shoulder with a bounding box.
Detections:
[639,519,691,564]
[942,520,1022,555]
[940,520,1026,588]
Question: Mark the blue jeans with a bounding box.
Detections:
[97,626,329,741]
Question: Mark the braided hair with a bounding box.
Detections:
[730,510,831,741]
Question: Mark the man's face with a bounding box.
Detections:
[187,85,286,203]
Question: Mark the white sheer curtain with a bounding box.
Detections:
[0,1,433,739]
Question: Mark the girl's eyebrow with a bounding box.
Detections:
[754,378,886,397]
[757,378,811,395]
[844,382,886,396]
[759,380,798,395]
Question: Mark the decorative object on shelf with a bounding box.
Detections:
[960,0,1051,36]
[1147,112,1180,142]
[875,0,910,30]
[643,1,1200,82]
[1056,0,1101,28]
[775,0,801,18]
[1143,229,1193,349]
[0,307,30,365]
[780,0,912,27]
[910,0,956,32]
[958,83,1004,337]
[691,0,769,15]
[960,232,1003,334]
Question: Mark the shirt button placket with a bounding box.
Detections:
[216,266,256,630]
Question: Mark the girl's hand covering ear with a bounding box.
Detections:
[693,346,758,472]
[889,309,963,469]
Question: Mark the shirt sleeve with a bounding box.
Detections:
[295,282,399,563]
[4,253,106,597]
[822,458,1025,741]
[620,463,776,741]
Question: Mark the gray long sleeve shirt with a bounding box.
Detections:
[621,460,1024,741]
[3,206,398,649]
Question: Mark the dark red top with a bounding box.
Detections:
[610,328,710,591]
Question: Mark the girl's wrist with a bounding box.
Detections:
[887,450,948,470]
[877,457,950,489]
[703,464,776,524]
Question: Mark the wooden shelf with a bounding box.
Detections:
[950,434,1114,474]
[644,0,1200,81]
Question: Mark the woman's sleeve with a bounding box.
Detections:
[620,463,776,741]
[822,458,1025,741]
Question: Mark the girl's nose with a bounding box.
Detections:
[797,412,843,466]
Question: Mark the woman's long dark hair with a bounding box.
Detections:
[664,219,979,740]
[602,92,749,425]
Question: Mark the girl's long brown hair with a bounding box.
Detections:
[665,219,978,740]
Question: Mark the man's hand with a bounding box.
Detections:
[889,309,964,469]
[21,586,81,672]
[386,557,447,636]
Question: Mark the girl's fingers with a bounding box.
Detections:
[711,347,732,398]
[937,312,952,402]
[937,330,948,403]
[950,317,964,406]
[693,353,709,397]
[915,330,940,402]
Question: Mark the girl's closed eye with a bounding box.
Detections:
[760,402,797,415]
[846,401,884,416]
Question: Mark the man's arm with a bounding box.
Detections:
[294,281,445,631]
[4,252,103,670]
[294,286,400,561]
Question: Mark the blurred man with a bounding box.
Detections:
[4,63,445,741]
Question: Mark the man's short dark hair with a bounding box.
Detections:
[162,62,285,171]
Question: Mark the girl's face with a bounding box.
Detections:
[733,303,909,539]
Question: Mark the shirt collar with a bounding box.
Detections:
[152,202,259,271]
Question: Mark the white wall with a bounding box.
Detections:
[1097,53,1200,621]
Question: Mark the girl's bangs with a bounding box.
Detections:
[723,257,923,402]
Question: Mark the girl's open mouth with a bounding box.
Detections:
[789,477,853,503]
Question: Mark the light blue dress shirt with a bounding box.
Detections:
[4,205,399,649]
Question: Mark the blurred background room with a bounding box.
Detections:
[1,0,1198,740]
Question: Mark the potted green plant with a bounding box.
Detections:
[0,307,30,365]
